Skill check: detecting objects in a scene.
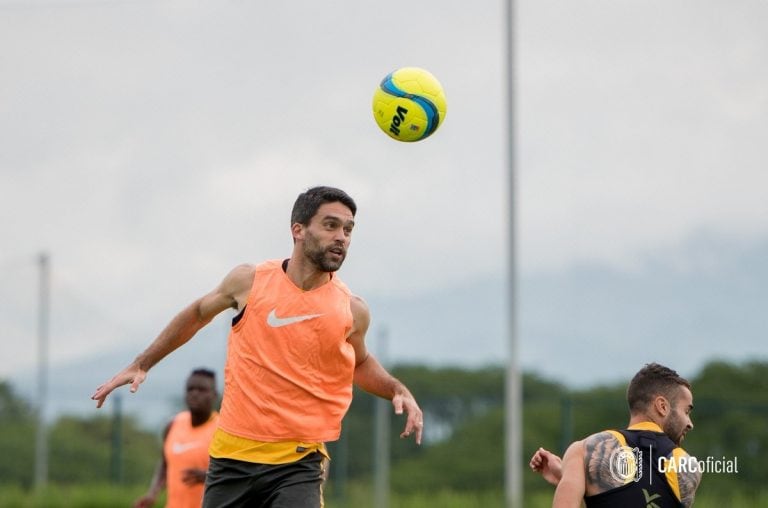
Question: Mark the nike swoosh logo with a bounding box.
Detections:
[267,309,323,328]
[171,441,205,454]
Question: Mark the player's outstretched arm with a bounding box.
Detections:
[530,447,563,486]
[91,264,253,408]
[348,295,424,445]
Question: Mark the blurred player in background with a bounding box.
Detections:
[93,186,422,508]
[530,363,702,507]
[134,368,218,508]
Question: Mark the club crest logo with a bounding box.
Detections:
[609,445,643,483]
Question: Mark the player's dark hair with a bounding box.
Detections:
[190,368,216,384]
[291,186,357,226]
[627,363,691,413]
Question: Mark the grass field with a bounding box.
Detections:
[334,488,768,508]
[1,483,764,507]
[0,484,150,508]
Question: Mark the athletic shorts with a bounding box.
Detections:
[202,452,328,508]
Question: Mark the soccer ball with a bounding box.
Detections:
[372,67,447,142]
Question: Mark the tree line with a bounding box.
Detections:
[1,360,766,503]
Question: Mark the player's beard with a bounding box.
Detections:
[664,410,688,446]
[303,230,346,272]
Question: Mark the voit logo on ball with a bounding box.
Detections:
[609,445,643,484]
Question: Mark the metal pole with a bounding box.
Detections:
[373,326,390,508]
[34,252,50,491]
[111,394,124,483]
[504,1,522,507]
[560,395,574,455]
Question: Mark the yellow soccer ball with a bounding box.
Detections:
[372,67,447,142]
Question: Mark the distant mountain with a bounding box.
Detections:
[519,233,768,387]
[12,325,229,431]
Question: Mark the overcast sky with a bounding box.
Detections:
[2,0,767,414]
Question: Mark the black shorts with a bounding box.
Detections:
[203,452,328,508]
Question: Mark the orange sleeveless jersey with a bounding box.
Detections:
[217,259,355,443]
[163,411,218,508]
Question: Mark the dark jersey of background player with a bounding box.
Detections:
[531,363,702,508]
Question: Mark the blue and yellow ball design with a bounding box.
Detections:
[372,67,447,142]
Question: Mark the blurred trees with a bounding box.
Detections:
[0,381,35,487]
[47,415,159,485]
[681,361,768,496]
[1,360,767,503]
[329,360,768,501]
[0,382,157,488]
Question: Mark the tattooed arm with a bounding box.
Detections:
[677,453,702,507]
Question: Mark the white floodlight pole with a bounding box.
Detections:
[34,252,50,491]
[504,0,522,507]
[373,326,390,508]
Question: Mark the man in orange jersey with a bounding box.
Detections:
[530,363,702,508]
[93,186,423,507]
[135,368,219,508]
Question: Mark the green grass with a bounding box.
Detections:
[0,484,163,508]
[327,482,768,508]
[325,484,507,508]
[1,483,765,507]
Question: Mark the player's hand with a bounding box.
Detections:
[392,390,424,445]
[530,447,563,486]
[91,363,147,408]
[181,468,207,485]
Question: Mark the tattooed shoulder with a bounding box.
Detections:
[583,431,626,494]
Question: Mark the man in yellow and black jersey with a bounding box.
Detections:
[530,363,702,507]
